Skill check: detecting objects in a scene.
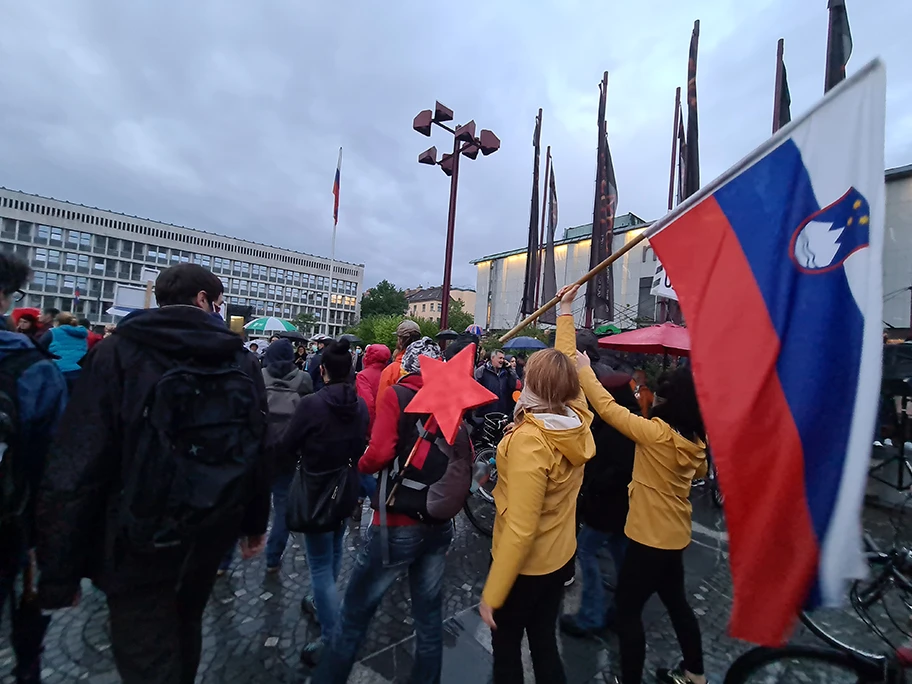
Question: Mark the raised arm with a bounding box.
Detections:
[554,284,588,415]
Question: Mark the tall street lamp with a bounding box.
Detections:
[414,102,500,330]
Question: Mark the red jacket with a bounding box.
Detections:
[355,344,392,436]
[86,331,104,350]
[359,373,423,527]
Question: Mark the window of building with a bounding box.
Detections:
[17,222,32,242]
[66,230,79,248]
[32,271,45,289]
[50,227,62,245]
[77,254,89,273]
[422,303,426,312]
[65,253,77,271]
[33,248,47,266]
[47,250,61,267]
[62,275,75,293]
[45,273,59,292]
[93,258,105,273]
[36,225,49,244]
[637,276,656,322]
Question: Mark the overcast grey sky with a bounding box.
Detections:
[1,1,909,290]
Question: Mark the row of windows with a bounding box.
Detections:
[0,196,362,276]
[2,225,360,294]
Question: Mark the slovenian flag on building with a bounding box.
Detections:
[650,60,886,645]
[333,147,342,226]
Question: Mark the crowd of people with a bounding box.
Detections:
[0,252,709,684]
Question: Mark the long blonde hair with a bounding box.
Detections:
[521,349,580,412]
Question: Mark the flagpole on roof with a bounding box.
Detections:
[667,87,682,212]
[534,146,551,310]
[327,147,342,337]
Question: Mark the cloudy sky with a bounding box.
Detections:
[1,1,910,290]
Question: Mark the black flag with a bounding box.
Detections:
[521,109,542,315]
[540,160,559,325]
[825,0,853,92]
[587,72,618,323]
[774,40,792,133]
[684,20,701,199]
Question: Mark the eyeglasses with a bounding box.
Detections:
[11,290,24,302]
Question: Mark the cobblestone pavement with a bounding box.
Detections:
[1,490,909,683]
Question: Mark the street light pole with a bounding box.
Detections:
[414,102,499,332]
[440,135,460,330]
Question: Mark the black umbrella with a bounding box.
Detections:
[339,333,362,346]
[278,330,306,342]
[436,329,458,342]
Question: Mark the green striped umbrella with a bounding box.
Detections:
[243,316,297,333]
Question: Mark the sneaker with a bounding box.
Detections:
[563,575,575,587]
[656,662,705,684]
[559,615,598,639]
[301,595,320,624]
[300,639,324,668]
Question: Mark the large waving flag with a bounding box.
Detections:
[332,147,342,226]
[649,60,885,645]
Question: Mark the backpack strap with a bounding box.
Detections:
[378,384,419,566]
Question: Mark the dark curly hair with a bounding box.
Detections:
[0,253,32,297]
[650,366,705,443]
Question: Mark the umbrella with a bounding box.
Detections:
[278,330,306,342]
[465,324,483,336]
[339,333,361,346]
[594,323,622,335]
[436,329,458,342]
[243,317,297,334]
[503,336,547,351]
[598,322,690,356]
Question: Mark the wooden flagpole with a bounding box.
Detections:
[534,147,552,309]
[667,87,682,212]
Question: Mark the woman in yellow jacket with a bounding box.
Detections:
[480,286,596,684]
[575,306,708,682]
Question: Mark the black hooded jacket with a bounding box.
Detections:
[36,306,269,607]
[280,381,369,474]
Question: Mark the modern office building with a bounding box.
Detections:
[406,286,476,324]
[0,187,364,336]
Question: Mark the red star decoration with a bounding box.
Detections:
[404,344,497,445]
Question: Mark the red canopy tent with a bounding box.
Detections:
[597,322,690,357]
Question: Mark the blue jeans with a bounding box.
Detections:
[265,472,294,568]
[304,525,346,639]
[314,521,454,684]
[575,525,628,630]
[359,473,377,499]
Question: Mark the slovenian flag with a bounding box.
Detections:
[649,60,885,645]
[333,147,342,226]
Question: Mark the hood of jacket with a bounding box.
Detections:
[364,344,392,369]
[57,325,88,340]
[264,366,304,384]
[318,381,363,420]
[0,329,48,355]
[521,406,596,467]
[114,305,244,360]
[395,372,424,394]
[667,430,707,476]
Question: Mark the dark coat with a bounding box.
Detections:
[280,381,369,475]
[36,305,270,608]
[578,367,639,534]
[473,363,519,419]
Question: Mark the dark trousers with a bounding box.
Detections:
[107,560,223,684]
[491,558,573,684]
[616,540,704,684]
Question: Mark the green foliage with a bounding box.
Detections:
[345,315,440,351]
[445,299,474,333]
[292,311,319,334]
[360,280,408,318]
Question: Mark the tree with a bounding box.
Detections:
[446,299,474,333]
[360,280,408,318]
[293,311,318,334]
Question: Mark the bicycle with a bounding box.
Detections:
[724,531,912,683]
[463,412,509,537]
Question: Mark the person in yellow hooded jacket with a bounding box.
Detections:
[479,285,596,684]
[574,284,708,684]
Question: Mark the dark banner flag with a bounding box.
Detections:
[677,100,687,205]
[684,20,701,199]
[587,72,618,323]
[825,0,853,92]
[540,160,559,325]
[773,39,792,133]
[521,109,542,315]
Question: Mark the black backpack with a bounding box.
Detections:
[377,384,472,525]
[120,353,266,551]
[0,349,46,527]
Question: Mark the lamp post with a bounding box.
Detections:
[414,102,499,330]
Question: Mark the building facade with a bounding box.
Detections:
[472,213,658,330]
[0,187,364,336]
[474,165,912,332]
[406,286,476,324]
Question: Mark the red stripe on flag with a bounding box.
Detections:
[651,197,818,645]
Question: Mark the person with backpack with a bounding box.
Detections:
[478,285,596,684]
[0,255,67,683]
[219,338,313,576]
[314,336,472,684]
[280,338,369,667]
[353,343,392,516]
[36,263,270,684]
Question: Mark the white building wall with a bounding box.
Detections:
[884,174,912,328]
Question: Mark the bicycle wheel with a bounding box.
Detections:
[724,645,884,684]
[463,446,497,537]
